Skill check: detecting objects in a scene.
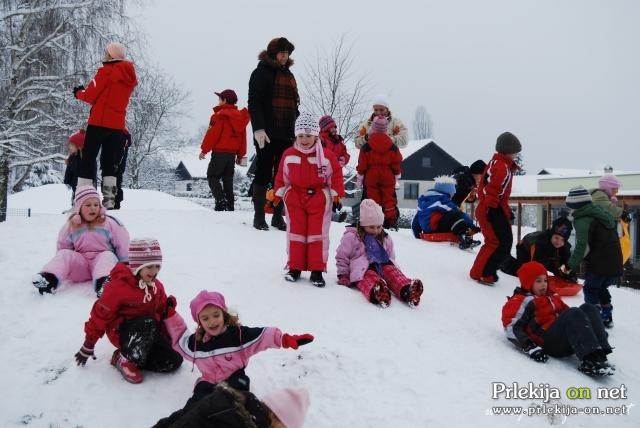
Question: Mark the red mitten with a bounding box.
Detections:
[273,196,282,207]
[282,333,314,350]
[337,275,350,286]
[165,295,177,319]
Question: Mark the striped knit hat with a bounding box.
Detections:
[565,186,592,209]
[369,115,388,135]
[129,238,163,275]
[72,185,105,225]
[294,112,320,136]
[319,115,336,133]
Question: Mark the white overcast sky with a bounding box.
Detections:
[132,0,640,174]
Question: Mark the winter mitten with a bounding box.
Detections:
[526,346,548,363]
[75,340,96,366]
[282,333,314,350]
[73,85,85,97]
[621,210,631,223]
[164,295,177,319]
[337,275,350,286]
[332,196,342,213]
[356,174,364,189]
[254,129,270,149]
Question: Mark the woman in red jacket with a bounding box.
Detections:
[74,41,138,209]
[74,238,182,383]
[502,262,615,376]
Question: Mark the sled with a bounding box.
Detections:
[547,276,582,296]
[419,232,459,243]
[620,219,631,264]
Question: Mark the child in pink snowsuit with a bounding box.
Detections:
[32,185,129,296]
[274,112,345,287]
[335,199,424,308]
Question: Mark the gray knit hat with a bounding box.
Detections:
[565,186,592,209]
[495,132,522,155]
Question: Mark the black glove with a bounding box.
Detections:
[559,270,577,283]
[621,210,631,223]
[73,85,85,97]
[468,225,481,236]
[524,345,548,363]
[74,341,96,366]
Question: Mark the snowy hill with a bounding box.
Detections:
[1,184,638,427]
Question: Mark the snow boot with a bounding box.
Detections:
[369,280,391,308]
[578,352,615,377]
[310,271,326,287]
[77,177,94,188]
[32,272,58,295]
[111,349,143,384]
[599,304,613,328]
[458,235,481,250]
[214,199,228,212]
[284,270,301,282]
[400,279,424,308]
[95,276,109,298]
[271,203,287,231]
[252,184,269,231]
[101,176,117,210]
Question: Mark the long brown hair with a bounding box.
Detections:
[195,308,241,341]
[356,224,387,245]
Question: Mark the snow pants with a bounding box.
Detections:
[42,249,117,288]
[542,304,612,360]
[363,169,398,224]
[583,272,616,306]
[253,138,291,186]
[79,125,126,181]
[470,206,512,280]
[206,152,236,210]
[434,210,471,235]
[284,187,332,271]
[118,316,183,372]
[357,264,411,300]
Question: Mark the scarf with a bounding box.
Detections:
[272,67,299,132]
[294,139,328,180]
[364,234,390,275]
[138,279,157,303]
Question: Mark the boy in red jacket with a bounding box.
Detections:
[74,238,183,383]
[469,132,521,284]
[502,262,615,376]
[199,89,250,211]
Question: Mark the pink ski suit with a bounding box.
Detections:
[41,215,129,287]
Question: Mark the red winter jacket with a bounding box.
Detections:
[502,288,569,347]
[356,133,402,177]
[83,263,168,348]
[76,60,138,130]
[477,152,520,218]
[320,131,350,167]
[200,104,250,158]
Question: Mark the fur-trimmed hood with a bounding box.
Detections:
[258,50,294,69]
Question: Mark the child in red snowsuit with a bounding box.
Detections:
[319,115,350,167]
[469,132,521,285]
[274,112,345,287]
[356,115,403,228]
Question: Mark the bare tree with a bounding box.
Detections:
[0,0,130,221]
[124,64,190,189]
[413,105,434,139]
[300,34,370,143]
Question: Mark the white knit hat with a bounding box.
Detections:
[294,112,320,136]
[372,94,389,108]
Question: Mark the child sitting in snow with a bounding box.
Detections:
[411,175,481,249]
[32,186,129,296]
[336,199,423,308]
[273,112,345,287]
[502,261,615,376]
[154,290,314,427]
[74,238,183,383]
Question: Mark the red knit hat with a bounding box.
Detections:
[68,129,85,150]
[516,261,548,291]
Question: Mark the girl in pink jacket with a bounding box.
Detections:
[157,290,314,427]
[335,199,424,308]
[32,186,129,296]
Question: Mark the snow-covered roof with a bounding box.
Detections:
[537,168,639,178]
[167,146,249,179]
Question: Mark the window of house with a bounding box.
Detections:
[404,182,419,200]
[422,157,432,168]
[186,182,193,191]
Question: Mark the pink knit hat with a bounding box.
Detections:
[598,174,621,195]
[369,115,388,135]
[189,290,227,322]
[72,185,105,225]
[262,388,310,428]
[359,199,384,227]
[106,41,126,60]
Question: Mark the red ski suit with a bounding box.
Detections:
[274,144,345,271]
[356,134,402,223]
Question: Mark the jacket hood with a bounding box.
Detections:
[214,104,250,134]
[572,203,616,229]
[491,152,521,171]
[258,50,293,69]
[110,262,137,285]
[366,133,394,153]
[104,60,138,88]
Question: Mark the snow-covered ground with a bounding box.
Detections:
[1,184,638,427]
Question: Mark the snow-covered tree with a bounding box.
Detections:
[0,0,130,221]
[413,105,434,139]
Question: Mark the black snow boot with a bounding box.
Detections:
[95,276,109,297]
[252,184,269,231]
[579,350,615,376]
[310,271,326,287]
[271,202,287,231]
[285,270,301,282]
[32,272,59,295]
